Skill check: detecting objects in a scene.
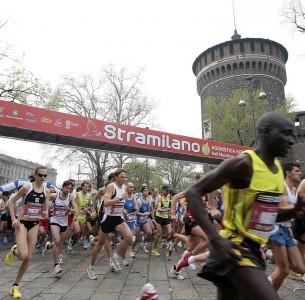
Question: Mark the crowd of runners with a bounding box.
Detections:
[1,112,305,300]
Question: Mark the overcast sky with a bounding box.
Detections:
[1,0,305,184]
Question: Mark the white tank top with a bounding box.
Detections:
[104,183,126,217]
[280,182,297,228]
[50,192,70,226]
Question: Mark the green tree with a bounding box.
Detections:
[204,89,296,146]
[0,67,53,106]
[123,159,162,191]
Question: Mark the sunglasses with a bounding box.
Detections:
[36,173,47,178]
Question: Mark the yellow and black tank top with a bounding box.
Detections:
[155,197,171,219]
[77,191,90,214]
[219,150,284,245]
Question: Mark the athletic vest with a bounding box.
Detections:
[156,197,171,219]
[77,191,90,215]
[104,183,126,217]
[50,192,70,226]
[280,182,297,228]
[137,196,151,222]
[124,196,137,222]
[20,183,46,220]
[220,150,284,245]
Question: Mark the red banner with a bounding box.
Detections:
[0,100,250,161]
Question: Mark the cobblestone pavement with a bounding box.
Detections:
[0,243,305,300]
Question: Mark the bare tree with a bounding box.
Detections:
[155,160,196,192]
[52,66,154,187]
[282,0,305,33]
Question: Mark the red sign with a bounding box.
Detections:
[0,100,250,162]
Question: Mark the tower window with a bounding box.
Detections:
[229,43,234,55]
[250,40,255,52]
[220,46,224,58]
[240,41,244,53]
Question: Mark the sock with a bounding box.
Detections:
[54,263,58,267]
[267,275,272,284]
[188,256,195,264]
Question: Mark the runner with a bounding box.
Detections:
[123,182,138,258]
[0,192,9,243]
[185,112,305,300]
[49,180,74,275]
[268,163,305,289]
[67,181,91,251]
[87,168,133,279]
[151,185,173,256]
[133,185,152,254]
[4,166,49,299]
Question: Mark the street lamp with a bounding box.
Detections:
[238,76,267,146]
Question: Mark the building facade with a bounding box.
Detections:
[192,34,288,138]
[0,153,57,185]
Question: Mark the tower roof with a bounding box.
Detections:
[192,37,288,75]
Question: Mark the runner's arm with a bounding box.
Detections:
[171,191,185,217]
[186,154,251,243]
[9,185,29,223]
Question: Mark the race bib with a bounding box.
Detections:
[54,206,67,217]
[138,214,148,221]
[111,202,124,216]
[22,203,42,219]
[126,212,137,221]
[247,192,280,237]
[79,207,87,215]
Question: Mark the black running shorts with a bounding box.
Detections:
[100,215,124,233]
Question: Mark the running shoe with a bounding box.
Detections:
[35,243,42,254]
[4,244,17,266]
[175,251,191,272]
[11,285,22,299]
[54,264,63,275]
[167,243,174,257]
[151,249,161,257]
[122,257,129,267]
[130,249,136,258]
[67,239,73,253]
[109,258,119,272]
[171,266,185,280]
[136,283,159,300]
[188,262,197,271]
[289,271,302,280]
[143,243,149,254]
[88,235,95,248]
[83,240,89,249]
[42,241,51,256]
[58,254,64,265]
[87,265,97,280]
[112,253,122,271]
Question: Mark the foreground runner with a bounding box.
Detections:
[5,166,49,299]
[87,168,133,279]
[186,112,305,300]
[49,180,74,275]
